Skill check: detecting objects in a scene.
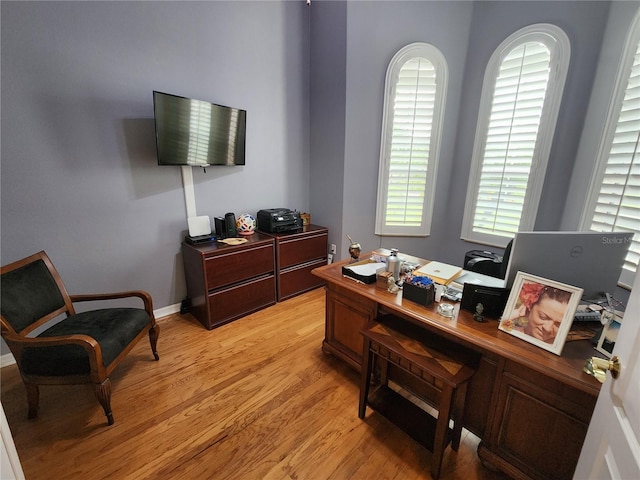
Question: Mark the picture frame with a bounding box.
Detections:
[595,317,621,358]
[498,272,583,356]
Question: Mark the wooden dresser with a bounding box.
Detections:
[260,225,328,301]
[182,232,277,330]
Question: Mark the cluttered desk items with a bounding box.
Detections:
[415,261,462,285]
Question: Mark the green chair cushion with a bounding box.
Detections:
[1,260,66,333]
[21,308,150,377]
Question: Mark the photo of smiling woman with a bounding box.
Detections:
[499,273,583,355]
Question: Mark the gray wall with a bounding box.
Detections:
[1,1,310,310]
[341,0,474,261]
[309,1,347,254]
[446,0,611,263]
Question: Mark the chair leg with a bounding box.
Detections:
[25,383,39,420]
[148,324,160,361]
[94,379,114,425]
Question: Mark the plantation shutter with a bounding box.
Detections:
[590,39,640,275]
[471,42,551,238]
[384,57,436,227]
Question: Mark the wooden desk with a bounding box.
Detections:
[312,251,600,480]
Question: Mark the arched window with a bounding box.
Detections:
[375,43,448,237]
[461,24,570,247]
[581,11,640,288]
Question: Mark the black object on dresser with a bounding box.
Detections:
[257,208,303,233]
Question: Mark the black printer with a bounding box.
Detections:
[257,208,303,233]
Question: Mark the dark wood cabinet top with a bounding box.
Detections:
[257,224,328,240]
[183,231,275,257]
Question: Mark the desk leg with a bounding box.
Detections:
[431,385,454,480]
[358,337,373,419]
[451,383,467,451]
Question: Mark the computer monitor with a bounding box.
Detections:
[504,231,633,301]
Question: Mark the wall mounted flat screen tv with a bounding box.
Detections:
[153,91,246,167]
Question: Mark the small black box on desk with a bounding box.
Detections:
[460,283,510,318]
[402,281,435,307]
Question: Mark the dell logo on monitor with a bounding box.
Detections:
[570,246,583,258]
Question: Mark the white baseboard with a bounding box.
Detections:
[154,302,181,320]
[1,352,15,368]
[0,303,182,369]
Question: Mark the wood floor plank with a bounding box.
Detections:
[1,288,507,480]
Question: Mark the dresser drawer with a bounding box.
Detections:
[205,244,274,291]
[278,232,328,269]
[207,274,276,328]
[278,258,327,301]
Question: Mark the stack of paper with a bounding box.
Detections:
[342,261,387,284]
[344,262,386,276]
[415,261,462,285]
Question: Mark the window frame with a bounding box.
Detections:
[461,24,571,247]
[375,42,448,237]
[579,11,640,289]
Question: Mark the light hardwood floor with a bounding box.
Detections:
[1,288,507,480]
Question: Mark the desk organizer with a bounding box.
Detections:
[402,281,435,306]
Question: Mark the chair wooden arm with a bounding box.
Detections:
[69,290,154,315]
[2,333,106,381]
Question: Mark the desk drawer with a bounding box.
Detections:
[488,360,597,479]
[205,244,274,291]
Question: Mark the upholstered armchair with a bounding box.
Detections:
[1,251,159,425]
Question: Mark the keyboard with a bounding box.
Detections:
[574,310,602,322]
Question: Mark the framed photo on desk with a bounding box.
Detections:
[498,272,583,355]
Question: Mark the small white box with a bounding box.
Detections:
[188,216,211,237]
